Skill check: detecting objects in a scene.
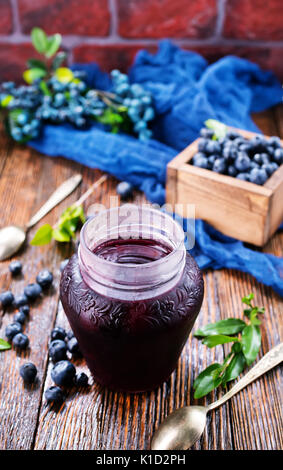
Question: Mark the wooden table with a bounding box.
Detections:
[0,107,282,451]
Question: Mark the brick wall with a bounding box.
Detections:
[0,0,282,82]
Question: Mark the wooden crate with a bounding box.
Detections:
[166,128,283,246]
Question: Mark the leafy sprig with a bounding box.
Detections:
[205,119,227,140]
[30,174,107,246]
[193,293,265,399]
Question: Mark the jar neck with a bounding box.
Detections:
[78,206,186,301]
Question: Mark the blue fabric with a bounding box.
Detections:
[28,40,283,296]
[176,217,283,297]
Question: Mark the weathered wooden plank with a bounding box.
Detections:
[0,143,84,449]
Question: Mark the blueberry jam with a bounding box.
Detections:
[60,207,204,392]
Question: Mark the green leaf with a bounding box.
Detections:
[31,27,48,54]
[202,334,239,348]
[0,338,11,351]
[52,51,67,70]
[222,353,246,385]
[39,80,52,96]
[60,219,77,238]
[241,325,261,366]
[52,227,71,242]
[23,68,47,84]
[242,293,254,306]
[205,119,227,140]
[30,224,53,246]
[27,59,47,71]
[45,34,62,58]
[194,318,246,338]
[55,67,74,84]
[193,363,223,399]
[1,94,13,107]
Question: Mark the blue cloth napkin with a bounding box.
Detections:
[29,40,283,296]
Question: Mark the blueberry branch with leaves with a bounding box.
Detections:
[193,293,265,399]
[0,27,155,143]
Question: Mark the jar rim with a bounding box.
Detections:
[80,205,185,270]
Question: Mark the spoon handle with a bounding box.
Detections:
[208,342,283,411]
[26,174,82,230]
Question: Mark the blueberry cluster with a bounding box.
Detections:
[191,128,283,185]
[45,326,89,404]
[0,263,53,350]
[1,69,155,143]
[111,70,155,141]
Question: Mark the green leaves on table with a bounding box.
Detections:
[193,294,265,398]
[30,204,85,246]
[0,338,11,351]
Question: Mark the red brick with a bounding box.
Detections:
[0,0,13,34]
[18,0,110,36]
[0,43,41,82]
[117,0,217,38]
[73,44,157,72]
[186,45,283,80]
[223,0,283,40]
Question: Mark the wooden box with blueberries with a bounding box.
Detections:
[166,122,283,246]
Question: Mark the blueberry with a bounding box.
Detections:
[19,305,30,316]
[75,372,89,387]
[205,140,221,155]
[235,154,250,172]
[268,136,281,148]
[250,161,260,170]
[116,181,134,200]
[51,326,66,341]
[24,283,42,301]
[253,153,262,165]
[13,293,29,308]
[36,270,53,289]
[207,155,216,168]
[60,259,69,272]
[20,362,37,383]
[14,311,26,324]
[12,333,29,349]
[212,158,226,174]
[249,168,268,185]
[226,130,240,140]
[228,165,237,177]
[9,260,22,276]
[260,153,270,165]
[192,152,206,162]
[193,155,208,169]
[45,386,64,404]
[49,340,67,363]
[5,322,22,340]
[66,330,74,340]
[197,138,208,152]
[67,337,81,357]
[0,291,14,309]
[273,148,283,165]
[200,128,214,139]
[16,112,28,126]
[51,360,76,387]
[236,173,250,181]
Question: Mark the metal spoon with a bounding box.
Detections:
[151,342,283,450]
[0,174,82,261]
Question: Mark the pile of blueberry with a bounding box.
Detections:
[0,261,53,350]
[191,128,283,185]
[111,70,155,141]
[0,69,155,143]
[45,326,89,404]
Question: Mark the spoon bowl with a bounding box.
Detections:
[0,225,26,261]
[151,406,207,450]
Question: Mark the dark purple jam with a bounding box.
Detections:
[60,238,204,393]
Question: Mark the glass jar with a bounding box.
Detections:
[60,205,204,392]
